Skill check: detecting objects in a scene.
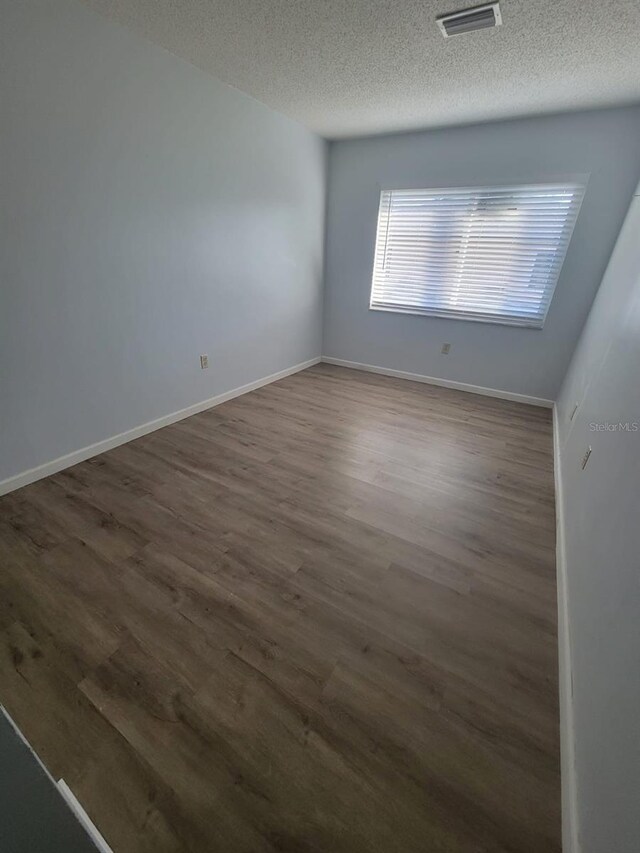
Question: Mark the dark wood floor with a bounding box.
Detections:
[0,364,559,852]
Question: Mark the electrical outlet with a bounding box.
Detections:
[441,343,451,355]
[200,354,209,369]
[581,446,592,470]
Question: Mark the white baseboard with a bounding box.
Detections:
[321,356,554,408]
[0,356,321,497]
[553,406,580,853]
[1,706,112,852]
[58,780,113,853]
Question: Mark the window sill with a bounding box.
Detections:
[368,304,545,329]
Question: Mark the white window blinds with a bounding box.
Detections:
[370,183,585,328]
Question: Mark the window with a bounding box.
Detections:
[370,183,585,328]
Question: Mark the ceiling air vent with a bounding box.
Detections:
[437,2,502,37]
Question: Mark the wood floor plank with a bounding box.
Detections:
[0,364,559,852]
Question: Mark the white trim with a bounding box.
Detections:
[1,706,113,851]
[553,406,580,853]
[321,357,553,408]
[0,357,321,496]
[57,780,113,853]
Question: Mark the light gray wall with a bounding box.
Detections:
[323,108,640,400]
[556,183,640,853]
[0,0,326,484]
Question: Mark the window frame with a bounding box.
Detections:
[368,180,587,329]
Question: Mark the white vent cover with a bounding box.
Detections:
[437,3,502,37]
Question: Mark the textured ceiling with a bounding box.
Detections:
[79,0,640,138]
